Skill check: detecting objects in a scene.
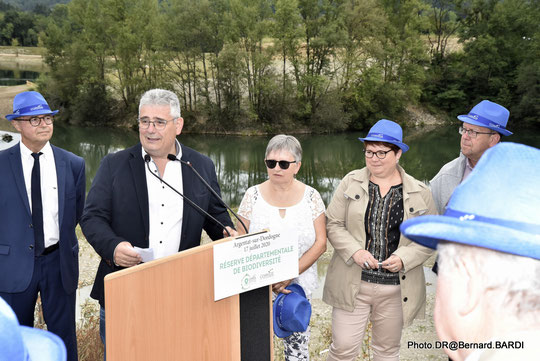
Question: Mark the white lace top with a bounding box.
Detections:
[237,184,326,296]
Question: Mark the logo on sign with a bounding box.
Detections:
[259,268,274,280]
[241,274,256,290]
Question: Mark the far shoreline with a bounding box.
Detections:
[0,51,448,134]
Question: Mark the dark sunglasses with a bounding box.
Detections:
[264,159,297,169]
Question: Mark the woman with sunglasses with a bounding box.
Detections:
[322,119,437,361]
[237,134,327,361]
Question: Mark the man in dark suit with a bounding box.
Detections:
[0,91,86,361]
[80,88,236,348]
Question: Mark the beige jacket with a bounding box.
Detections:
[322,166,437,328]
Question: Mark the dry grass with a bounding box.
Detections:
[33,297,103,361]
[76,300,104,361]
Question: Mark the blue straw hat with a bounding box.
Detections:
[5,91,59,121]
[0,297,67,361]
[359,119,409,153]
[273,284,312,338]
[400,143,540,260]
[457,100,512,136]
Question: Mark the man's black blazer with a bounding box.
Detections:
[81,143,233,306]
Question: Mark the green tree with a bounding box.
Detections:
[343,0,428,129]
[41,0,167,124]
[40,2,112,125]
[226,0,274,116]
[289,0,348,130]
[424,0,462,64]
[273,0,303,92]
[457,0,538,118]
[0,9,39,46]
[338,0,386,128]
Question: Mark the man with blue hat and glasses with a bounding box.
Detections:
[0,91,85,361]
[430,100,512,215]
[401,142,540,361]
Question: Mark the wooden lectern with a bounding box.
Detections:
[104,237,273,361]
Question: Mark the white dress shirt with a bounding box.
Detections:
[143,141,184,259]
[19,141,59,248]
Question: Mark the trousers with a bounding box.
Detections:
[327,280,403,361]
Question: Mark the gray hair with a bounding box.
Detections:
[265,135,302,162]
[139,89,181,119]
[438,242,540,322]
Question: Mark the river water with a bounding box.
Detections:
[48,124,540,206]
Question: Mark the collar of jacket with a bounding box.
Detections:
[346,165,425,200]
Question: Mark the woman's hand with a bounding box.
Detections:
[382,254,404,273]
[272,279,292,294]
[352,250,378,270]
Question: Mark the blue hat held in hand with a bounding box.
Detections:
[273,284,312,338]
[359,119,409,153]
[0,296,67,361]
[400,143,540,260]
[5,91,59,121]
[457,100,512,136]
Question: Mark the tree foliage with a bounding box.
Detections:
[2,0,68,12]
[0,2,43,46]
[422,0,540,128]
[32,0,540,131]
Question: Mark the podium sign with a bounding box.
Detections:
[214,231,298,300]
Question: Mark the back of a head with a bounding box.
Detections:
[0,297,67,361]
[438,242,540,322]
[0,298,27,361]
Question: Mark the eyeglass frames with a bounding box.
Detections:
[15,115,54,127]
[363,149,393,159]
[264,159,297,169]
[459,126,496,138]
[138,117,176,130]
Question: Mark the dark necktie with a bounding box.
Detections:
[31,152,45,256]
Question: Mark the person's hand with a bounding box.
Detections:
[113,241,142,267]
[272,279,292,294]
[223,226,238,238]
[382,254,403,273]
[352,250,378,269]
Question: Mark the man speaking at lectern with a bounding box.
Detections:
[81,88,236,348]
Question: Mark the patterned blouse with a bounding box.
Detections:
[237,184,326,296]
[362,181,404,285]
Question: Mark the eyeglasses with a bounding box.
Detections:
[264,159,297,169]
[16,115,53,127]
[459,126,495,138]
[138,117,175,130]
[364,149,393,159]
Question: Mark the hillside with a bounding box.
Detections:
[2,0,69,12]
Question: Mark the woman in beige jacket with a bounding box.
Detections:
[322,119,437,361]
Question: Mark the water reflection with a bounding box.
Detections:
[52,125,138,192]
[0,69,40,86]
[51,124,540,206]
